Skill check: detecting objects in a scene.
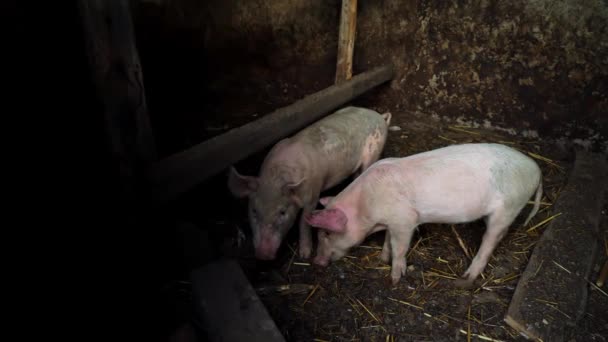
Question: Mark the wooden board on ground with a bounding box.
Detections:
[505,150,608,341]
[191,259,286,342]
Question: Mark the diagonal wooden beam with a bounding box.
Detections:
[145,64,394,204]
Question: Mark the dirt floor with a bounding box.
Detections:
[157,106,607,342]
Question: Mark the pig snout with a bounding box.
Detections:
[254,231,281,260]
[313,255,329,266]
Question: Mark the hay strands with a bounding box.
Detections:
[451,225,472,259]
[447,126,481,135]
[256,283,315,296]
[355,298,382,324]
[526,212,562,233]
[458,329,505,342]
[387,297,448,324]
[302,283,320,306]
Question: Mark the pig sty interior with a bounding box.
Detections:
[51,0,607,341]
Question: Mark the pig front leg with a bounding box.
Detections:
[388,225,417,285]
[297,200,318,259]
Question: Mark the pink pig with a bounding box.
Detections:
[305,143,543,288]
[228,106,392,260]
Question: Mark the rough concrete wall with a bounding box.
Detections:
[131,0,341,156]
[355,0,608,152]
[132,0,608,153]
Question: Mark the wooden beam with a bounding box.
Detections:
[145,64,394,204]
[79,0,157,204]
[191,259,286,342]
[504,150,608,341]
[335,0,358,84]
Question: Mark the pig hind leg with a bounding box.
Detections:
[355,137,385,177]
[380,230,391,263]
[457,207,518,288]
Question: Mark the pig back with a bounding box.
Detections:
[294,106,389,185]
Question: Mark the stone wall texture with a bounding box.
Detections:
[133,0,608,152]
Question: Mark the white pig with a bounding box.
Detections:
[305,143,542,288]
[228,106,392,260]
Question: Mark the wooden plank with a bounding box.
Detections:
[335,0,358,84]
[191,259,286,342]
[504,150,608,341]
[78,0,157,203]
[145,64,394,204]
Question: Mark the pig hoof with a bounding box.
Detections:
[454,278,475,289]
[299,246,312,259]
[391,275,401,286]
[380,250,390,263]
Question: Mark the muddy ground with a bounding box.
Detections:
[157,105,607,342]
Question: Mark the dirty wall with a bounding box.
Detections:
[132,0,608,154]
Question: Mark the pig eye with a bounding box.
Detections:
[279,209,286,217]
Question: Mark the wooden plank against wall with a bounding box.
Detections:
[78,0,157,204]
[335,0,358,84]
[146,64,394,204]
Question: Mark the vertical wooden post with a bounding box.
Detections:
[335,0,358,84]
[78,0,157,204]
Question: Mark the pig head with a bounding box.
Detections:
[228,166,305,260]
[305,196,369,266]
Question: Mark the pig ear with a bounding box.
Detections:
[283,177,305,207]
[382,112,392,125]
[304,208,347,233]
[319,196,333,207]
[227,166,258,198]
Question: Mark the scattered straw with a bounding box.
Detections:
[357,245,383,250]
[346,294,363,315]
[493,273,521,284]
[356,298,381,323]
[388,297,423,310]
[313,339,330,342]
[365,266,391,270]
[448,126,481,135]
[285,243,298,274]
[534,298,558,305]
[586,277,608,297]
[527,200,552,206]
[459,330,504,342]
[302,283,320,306]
[293,262,311,266]
[438,135,458,143]
[526,212,562,232]
[407,237,423,258]
[451,225,471,259]
[533,259,544,278]
[467,305,472,342]
[426,271,457,280]
[526,151,563,170]
[431,267,457,277]
[542,302,572,319]
[552,260,571,274]
[436,257,449,264]
[343,258,364,271]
